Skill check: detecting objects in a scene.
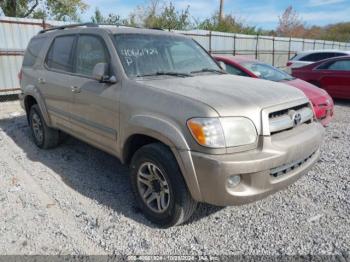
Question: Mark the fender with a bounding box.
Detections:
[22,85,52,127]
[123,114,203,202]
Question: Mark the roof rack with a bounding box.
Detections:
[38,22,164,34]
[39,22,98,34]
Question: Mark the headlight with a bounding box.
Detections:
[187,117,257,148]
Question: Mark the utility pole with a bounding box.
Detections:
[219,0,224,22]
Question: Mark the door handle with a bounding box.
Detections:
[71,86,81,93]
[38,78,46,84]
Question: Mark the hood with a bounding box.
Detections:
[281,78,328,101]
[138,74,307,117]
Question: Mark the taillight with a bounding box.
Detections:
[18,69,23,83]
[286,62,293,67]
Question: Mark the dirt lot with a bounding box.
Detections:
[0,100,349,256]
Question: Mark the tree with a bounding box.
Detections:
[276,6,306,37]
[90,8,136,26]
[132,1,191,30]
[0,0,88,21]
[0,0,39,17]
[198,12,259,34]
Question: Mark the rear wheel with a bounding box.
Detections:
[29,104,60,149]
[130,143,197,227]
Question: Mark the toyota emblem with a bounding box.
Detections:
[293,112,302,126]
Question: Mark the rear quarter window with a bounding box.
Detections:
[23,37,47,67]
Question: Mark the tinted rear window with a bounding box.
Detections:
[23,37,46,67]
[300,52,338,62]
[46,35,75,72]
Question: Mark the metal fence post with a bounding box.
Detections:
[288,37,292,59]
[209,31,212,54]
[272,37,275,66]
[233,34,236,56]
[255,35,259,60]
[42,18,46,29]
[302,38,305,51]
[313,40,316,50]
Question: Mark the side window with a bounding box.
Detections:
[23,37,46,67]
[300,52,335,62]
[300,53,320,62]
[75,35,109,76]
[333,53,347,57]
[327,60,350,71]
[225,63,249,77]
[46,35,75,72]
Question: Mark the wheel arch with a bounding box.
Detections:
[22,86,52,126]
[121,115,202,201]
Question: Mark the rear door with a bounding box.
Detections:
[39,34,77,130]
[319,59,350,99]
[68,33,120,154]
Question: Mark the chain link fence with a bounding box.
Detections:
[175,30,350,69]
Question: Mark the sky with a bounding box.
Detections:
[82,0,350,29]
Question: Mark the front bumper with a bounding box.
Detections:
[188,122,323,206]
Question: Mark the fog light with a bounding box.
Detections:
[227,175,241,188]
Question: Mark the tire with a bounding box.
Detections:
[130,143,197,227]
[29,104,60,149]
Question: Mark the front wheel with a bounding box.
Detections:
[130,143,197,227]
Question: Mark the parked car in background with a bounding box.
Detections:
[286,50,350,73]
[19,24,324,227]
[215,56,334,126]
[292,56,350,100]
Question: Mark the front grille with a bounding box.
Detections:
[269,103,309,119]
[270,151,316,178]
[269,103,313,134]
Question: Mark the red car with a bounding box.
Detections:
[291,56,350,100]
[215,56,334,126]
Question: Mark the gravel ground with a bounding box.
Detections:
[0,100,349,256]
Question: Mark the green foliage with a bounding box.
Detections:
[133,1,190,30]
[276,6,350,42]
[197,12,259,35]
[319,22,350,42]
[146,2,190,30]
[0,0,39,17]
[90,8,136,26]
[0,0,88,21]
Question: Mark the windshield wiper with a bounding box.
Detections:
[191,68,226,74]
[137,71,192,78]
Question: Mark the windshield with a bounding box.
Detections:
[114,34,221,78]
[241,62,294,82]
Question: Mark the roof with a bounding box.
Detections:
[297,49,350,55]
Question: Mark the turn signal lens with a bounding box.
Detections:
[187,118,225,148]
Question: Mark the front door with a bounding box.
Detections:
[68,34,120,154]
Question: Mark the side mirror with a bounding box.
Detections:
[92,63,117,83]
[218,61,227,71]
